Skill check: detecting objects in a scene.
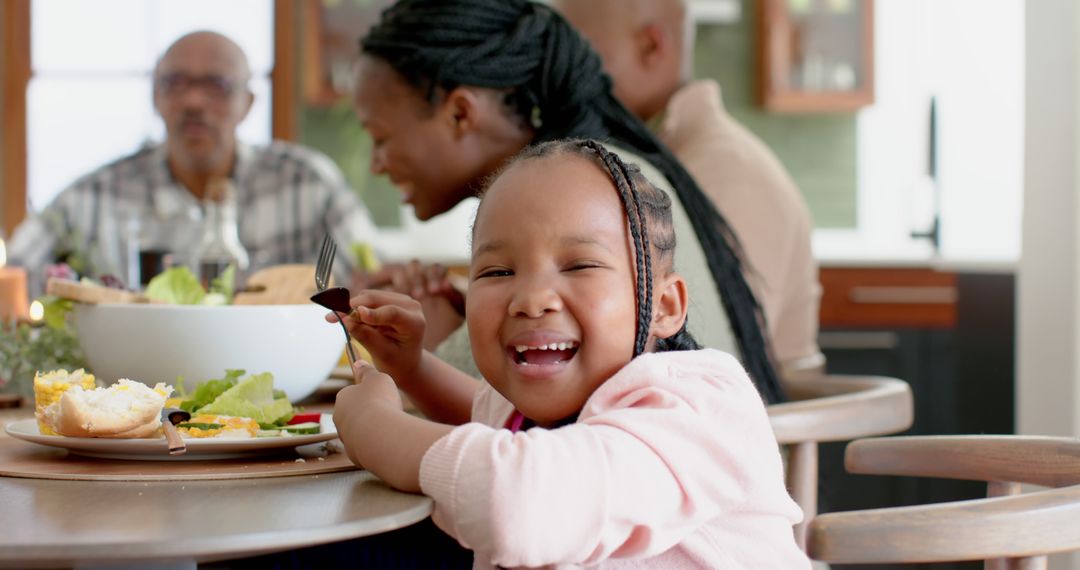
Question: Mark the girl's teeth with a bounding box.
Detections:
[513,341,579,352]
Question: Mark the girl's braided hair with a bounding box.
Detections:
[362,0,785,403]
[498,139,700,357]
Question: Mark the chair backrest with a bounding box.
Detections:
[768,374,914,550]
[807,435,1080,569]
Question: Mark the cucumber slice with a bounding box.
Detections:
[178,422,224,430]
[281,422,320,435]
[256,429,282,437]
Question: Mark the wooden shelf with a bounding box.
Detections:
[756,0,874,113]
[302,0,397,108]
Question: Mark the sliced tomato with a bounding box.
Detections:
[287,412,322,425]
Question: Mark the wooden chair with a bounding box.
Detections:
[807,435,1080,568]
[768,374,915,550]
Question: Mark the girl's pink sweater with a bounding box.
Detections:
[419,349,810,569]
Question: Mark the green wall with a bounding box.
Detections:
[693,12,857,229]
[302,100,402,227]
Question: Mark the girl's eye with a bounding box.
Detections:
[476,268,512,279]
[567,262,602,272]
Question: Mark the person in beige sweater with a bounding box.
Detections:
[556,0,824,377]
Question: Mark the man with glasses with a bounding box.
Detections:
[9,31,378,295]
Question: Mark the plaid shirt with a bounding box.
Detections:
[9,141,379,296]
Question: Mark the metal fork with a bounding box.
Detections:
[315,232,335,292]
[311,233,358,367]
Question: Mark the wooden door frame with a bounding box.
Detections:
[0,0,301,237]
[272,0,301,142]
[1,0,30,238]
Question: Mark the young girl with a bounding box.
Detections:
[333,140,808,569]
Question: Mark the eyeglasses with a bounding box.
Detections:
[155,73,243,100]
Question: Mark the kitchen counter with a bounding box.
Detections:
[812,232,1017,274]
[376,217,1020,275]
[817,254,1016,274]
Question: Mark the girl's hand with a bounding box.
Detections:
[332,359,453,493]
[330,289,426,381]
[344,359,404,409]
[333,360,404,468]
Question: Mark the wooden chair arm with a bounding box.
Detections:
[844,435,1080,487]
[808,484,1080,564]
[768,375,914,444]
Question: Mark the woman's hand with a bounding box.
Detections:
[355,260,463,308]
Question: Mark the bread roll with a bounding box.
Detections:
[44,379,173,438]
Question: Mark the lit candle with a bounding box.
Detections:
[0,239,29,322]
[28,300,44,324]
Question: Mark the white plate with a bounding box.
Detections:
[4,414,338,461]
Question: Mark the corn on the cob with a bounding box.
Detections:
[34,368,96,435]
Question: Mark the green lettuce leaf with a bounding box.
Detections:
[179,369,244,413]
[207,264,236,304]
[38,295,74,330]
[350,242,381,272]
[197,371,294,424]
[145,267,206,305]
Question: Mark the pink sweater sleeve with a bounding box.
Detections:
[419,350,802,568]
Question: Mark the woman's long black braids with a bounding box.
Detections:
[361,0,785,403]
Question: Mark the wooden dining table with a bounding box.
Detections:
[0,378,434,570]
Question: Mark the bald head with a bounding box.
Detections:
[156,31,252,83]
[556,0,693,121]
[153,31,254,195]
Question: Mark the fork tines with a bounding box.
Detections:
[315,233,337,291]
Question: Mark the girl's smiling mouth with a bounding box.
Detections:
[511,341,581,366]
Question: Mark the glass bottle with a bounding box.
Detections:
[135,194,201,288]
[191,178,249,290]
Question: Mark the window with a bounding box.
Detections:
[817,0,1024,262]
[27,0,274,211]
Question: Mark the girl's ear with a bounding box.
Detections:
[649,272,689,341]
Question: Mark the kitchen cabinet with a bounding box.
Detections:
[816,267,1015,570]
[301,0,395,107]
[756,0,874,112]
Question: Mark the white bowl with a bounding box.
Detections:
[71,303,345,402]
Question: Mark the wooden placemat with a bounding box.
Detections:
[0,436,359,481]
